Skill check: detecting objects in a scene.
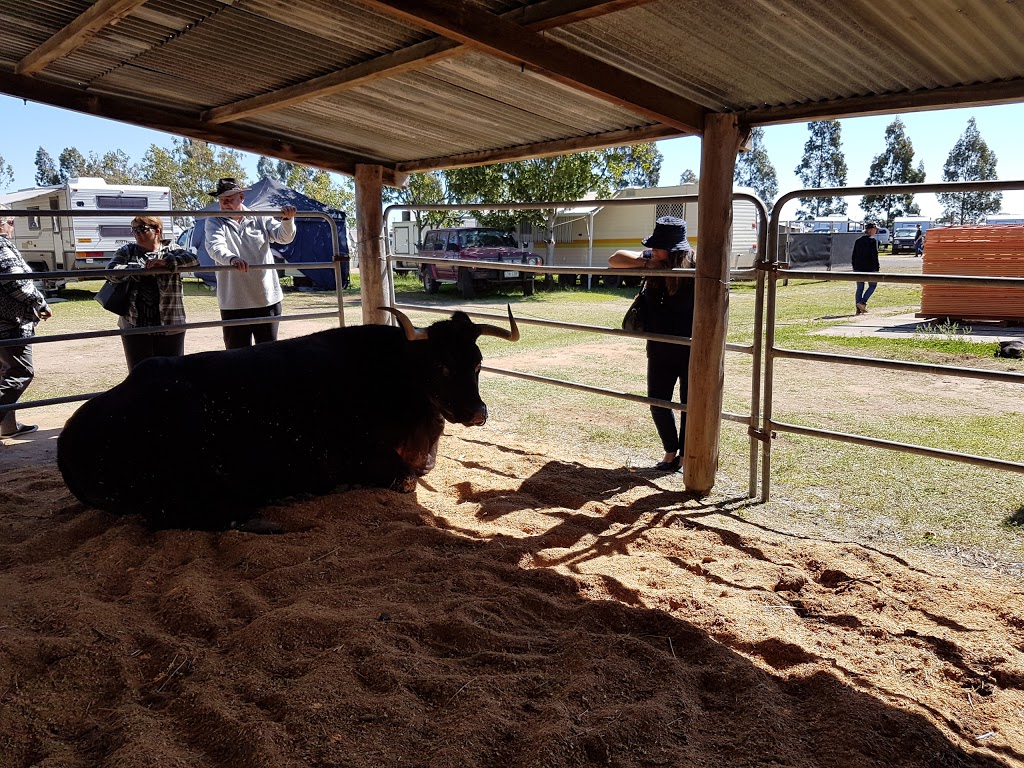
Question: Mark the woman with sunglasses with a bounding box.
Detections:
[106,215,199,370]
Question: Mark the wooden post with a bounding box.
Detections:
[355,163,388,325]
[683,114,745,495]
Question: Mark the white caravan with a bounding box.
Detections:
[542,184,762,285]
[0,177,172,293]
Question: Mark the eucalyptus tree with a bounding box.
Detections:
[794,120,848,219]
[733,126,778,208]
[859,118,926,229]
[937,117,1001,225]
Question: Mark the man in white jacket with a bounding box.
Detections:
[204,178,297,349]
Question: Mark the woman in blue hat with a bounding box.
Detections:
[609,216,695,472]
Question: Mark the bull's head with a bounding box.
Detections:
[382,305,519,426]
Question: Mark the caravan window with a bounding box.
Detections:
[96,195,148,210]
[655,203,686,220]
[99,225,136,238]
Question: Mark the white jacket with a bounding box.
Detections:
[205,206,296,310]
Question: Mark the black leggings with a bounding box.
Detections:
[121,332,185,371]
[220,302,282,350]
[647,349,691,455]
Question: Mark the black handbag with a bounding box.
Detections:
[621,283,648,333]
[95,280,132,316]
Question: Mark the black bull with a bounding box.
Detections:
[57,307,519,529]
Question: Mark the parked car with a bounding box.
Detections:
[891,227,919,254]
[419,227,543,298]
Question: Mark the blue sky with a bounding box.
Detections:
[2,94,1021,222]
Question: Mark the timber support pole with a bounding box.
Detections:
[355,163,389,325]
[683,113,745,495]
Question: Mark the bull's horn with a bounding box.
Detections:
[476,305,520,342]
[381,306,428,341]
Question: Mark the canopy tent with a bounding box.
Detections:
[191,177,348,291]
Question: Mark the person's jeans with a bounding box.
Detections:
[0,334,34,433]
[856,281,877,306]
[220,302,282,349]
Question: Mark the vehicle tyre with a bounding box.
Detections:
[543,274,556,291]
[457,267,475,299]
[604,275,622,289]
[522,276,536,296]
[560,273,576,289]
[420,267,440,294]
[891,246,900,255]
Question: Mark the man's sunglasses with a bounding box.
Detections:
[131,224,160,234]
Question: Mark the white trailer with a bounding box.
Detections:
[0,177,172,294]
[543,184,761,286]
[390,218,422,273]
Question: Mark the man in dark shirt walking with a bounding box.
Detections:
[851,222,880,315]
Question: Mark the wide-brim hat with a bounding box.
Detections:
[642,216,691,252]
[207,177,250,198]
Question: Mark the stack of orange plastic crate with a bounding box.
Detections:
[920,225,1024,321]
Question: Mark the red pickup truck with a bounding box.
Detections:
[418,227,542,298]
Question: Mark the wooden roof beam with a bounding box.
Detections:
[397,123,685,173]
[203,0,659,125]
[742,79,1024,126]
[16,0,152,76]
[0,69,406,188]
[356,0,705,134]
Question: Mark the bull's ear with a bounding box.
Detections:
[381,307,429,341]
[476,304,520,342]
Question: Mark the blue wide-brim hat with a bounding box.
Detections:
[642,216,691,252]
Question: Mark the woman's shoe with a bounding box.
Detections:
[654,456,681,472]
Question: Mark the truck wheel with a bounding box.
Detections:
[457,267,476,299]
[420,267,440,295]
[604,275,622,289]
[543,274,556,291]
[522,276,536,296]
[560,273,576,289]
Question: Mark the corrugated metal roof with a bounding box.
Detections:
[1,0,1022,179]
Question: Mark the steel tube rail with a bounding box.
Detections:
[483,366,751,426]
[778,269,1024,288]
[394,302,757,355]
[0,208,349,414]
[0,391,104,415]
[0,311,342,351]
[386,192,770,498]
[772,347,1024,385]
[0,260,336,282]
[760,253,782,502]
[386,254,758,281]
[747,197,771,498]
[760,178,1024,502]
[773,421,1024,474]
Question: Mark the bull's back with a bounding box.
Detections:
[57,325,420,525]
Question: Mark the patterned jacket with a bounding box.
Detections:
[107,243,200,330]
[0,234,48,336]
